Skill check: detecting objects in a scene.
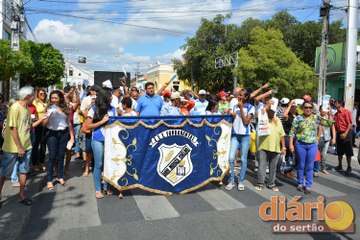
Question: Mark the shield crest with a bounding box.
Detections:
[157,143,193,186]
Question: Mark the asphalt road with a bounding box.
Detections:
[0,149,359,240]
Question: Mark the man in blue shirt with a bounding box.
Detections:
[136,82,164,116]
[190,89,208,115]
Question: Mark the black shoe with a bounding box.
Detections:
[296,186,303,192]
[304,188,311,194]
[345,166,352,175]
[334,165,343,171]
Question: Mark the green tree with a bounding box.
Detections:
[20,40,64,87]
[0,40,33,81]
[173,14,235,92]
[236,27,317,99]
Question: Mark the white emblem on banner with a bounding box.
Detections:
[157,143,193,186]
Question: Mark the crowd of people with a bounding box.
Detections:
[0,79,358,205]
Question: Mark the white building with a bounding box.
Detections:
[62,61,94,88]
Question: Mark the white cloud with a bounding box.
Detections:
[30,0,352,76]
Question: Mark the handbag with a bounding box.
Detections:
[279,154,295,173]
[257,110,271,136]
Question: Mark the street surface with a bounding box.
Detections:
[0,148,359,240]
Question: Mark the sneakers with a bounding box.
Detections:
[345,166,352,175]
[237,183,245,191]
[334,165,343,171]
[225,182,236,191]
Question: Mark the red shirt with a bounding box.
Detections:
[334,108,352,132]
[29,103,38,131]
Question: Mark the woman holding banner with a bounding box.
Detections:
[85,88,117,199]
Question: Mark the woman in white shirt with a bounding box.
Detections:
[43,90,74,190]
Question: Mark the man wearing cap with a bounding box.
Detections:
[276,98,290,124]
[136,82,164,116]
[190,89,208,115]
[217,91,229,114]
[160,92,182,116]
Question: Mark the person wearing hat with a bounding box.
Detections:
[217,91,229,114]
[255,98,286,192]
[160,92,182,116]
[190,89,208,115]
[276,97,290,125]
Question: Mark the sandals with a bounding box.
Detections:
[95,191,104,199]
[271,186,279,192]
[47,182,55,191]
[105,189,113,196]
[296,186,303,192]
[304,188,311,194]
[55,178,68,186]
[255,185,265,191]
[19,197,33,206]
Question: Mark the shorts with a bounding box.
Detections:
[336,132,353,157]
[0,149,32,177]
[85,133,93,153]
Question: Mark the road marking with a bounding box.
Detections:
[321,172,360,190]
[197,188,246,210]
[308,180,346,197]
[243,179,293,201]
[133,195,180,220]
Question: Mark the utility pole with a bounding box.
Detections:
[10,0,25,99]
[317,0,330,106]
[215,52,239,89]
[344,0,359,110]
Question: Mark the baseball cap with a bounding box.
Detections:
[102,80,113,89]
[280,97,290,105]
[170,91,180,100]
[217,91,229,98]
[270,97,279,112]
[302,95,312,101]
[198,89,206,95]
[163,90,172,98]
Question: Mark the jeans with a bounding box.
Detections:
[73,124,82,154]
[314,139,330,172]
[32,125,47,166]
[46,129,70,182]
[295,142,318,189]
[257,150,279,188]
[228,135,250,183]
[91,139,108,192]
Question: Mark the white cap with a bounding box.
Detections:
[102,80,113,89]
[170,91,180,100]
[280,97,290,105]
[198,89,206,95]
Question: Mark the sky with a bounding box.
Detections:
[23,0,351,76]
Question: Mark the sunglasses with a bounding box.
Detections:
[304,106,313,110]
[39,93,46,95]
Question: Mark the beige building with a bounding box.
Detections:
[145,62,190,92]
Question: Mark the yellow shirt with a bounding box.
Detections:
[33,99,47,119]
[258,116,285,153]
[2,102,32,153]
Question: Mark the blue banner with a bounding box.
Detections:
[103,115,232,195]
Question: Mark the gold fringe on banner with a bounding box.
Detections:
[102,168,230,196]
[105,118,232,130]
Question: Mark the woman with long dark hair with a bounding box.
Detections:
[85,88,117,199]
[43,90,74,190]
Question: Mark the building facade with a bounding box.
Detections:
[146,62,190,92]
[314,40,360,102]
